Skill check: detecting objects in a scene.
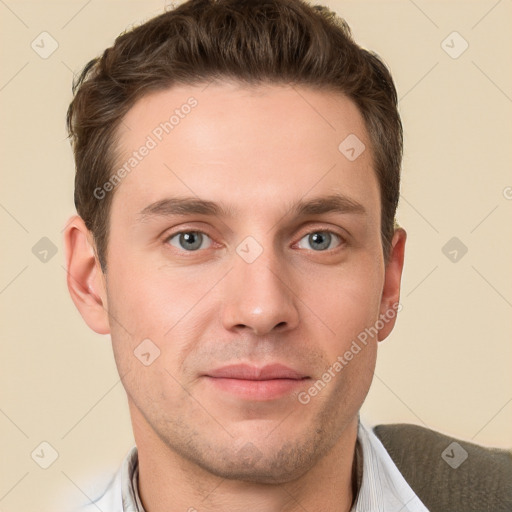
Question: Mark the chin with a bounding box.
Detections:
[197,457,312,485]
[181,435,325,484]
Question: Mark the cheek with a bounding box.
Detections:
[306,258,383,352]
[106,230,384,363]
[105,253,224,379]
[106,250,197,337]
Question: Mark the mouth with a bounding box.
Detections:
[203,364,310,401]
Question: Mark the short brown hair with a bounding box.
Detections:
[67,0,402,272]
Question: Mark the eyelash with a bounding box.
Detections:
[163,228,346,254]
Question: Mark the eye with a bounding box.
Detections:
[296,231,343,251]
[166,231,213,251]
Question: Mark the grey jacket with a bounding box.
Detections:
[374,424,512,512]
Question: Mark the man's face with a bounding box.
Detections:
[100,82,400,482]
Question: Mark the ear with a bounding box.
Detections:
[377,227,406,342]
[63,215,110,335]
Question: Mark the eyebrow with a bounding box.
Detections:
[137,193,367,222]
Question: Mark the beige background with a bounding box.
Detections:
[1,0,511,510]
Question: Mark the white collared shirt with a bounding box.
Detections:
[70,420,430,512]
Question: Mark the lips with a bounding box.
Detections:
[205,363,308,380]
[203,364,310,401]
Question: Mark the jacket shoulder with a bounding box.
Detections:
[373,423,512,512]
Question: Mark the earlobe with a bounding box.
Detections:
[377,227,407,342]
[63,215,110,335]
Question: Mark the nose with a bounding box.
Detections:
[220,241,300,337]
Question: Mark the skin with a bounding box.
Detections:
[65,81,406,512]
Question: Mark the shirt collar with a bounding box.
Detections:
[353,419,429,511]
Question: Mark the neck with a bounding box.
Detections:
[131,407,359,512]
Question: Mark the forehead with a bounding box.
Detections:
[110,81,379,224]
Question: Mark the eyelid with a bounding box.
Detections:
[164,229,215,247]
[293,221,348,241]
